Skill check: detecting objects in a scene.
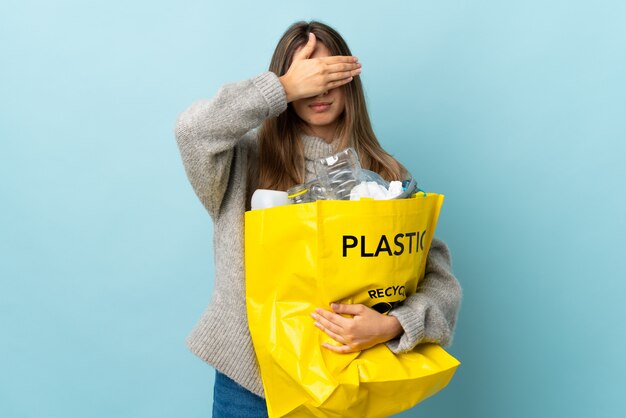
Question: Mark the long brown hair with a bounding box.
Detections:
[257,21,406,190]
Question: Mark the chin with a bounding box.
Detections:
[308,115,338,126]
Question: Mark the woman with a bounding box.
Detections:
[175,21,461,417]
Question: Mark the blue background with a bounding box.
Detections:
[2,0,625,417]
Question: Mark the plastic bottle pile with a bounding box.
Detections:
[287,148,418,204]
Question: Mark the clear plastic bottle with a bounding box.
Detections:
[287,179,328,204]
[287,183,310,204]
[314,147,362,200]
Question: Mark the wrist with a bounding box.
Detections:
[385,315,403,341]
[278,75,295,103]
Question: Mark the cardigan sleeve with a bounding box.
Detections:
[385,237,462,352]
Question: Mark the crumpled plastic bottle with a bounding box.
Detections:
[314,147,363,200]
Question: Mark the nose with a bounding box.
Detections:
[317,90,329,97]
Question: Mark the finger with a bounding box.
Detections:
[317,55,359,64]
[325,62,362,73]
[330,303,365,316]
[326,69,361,82]
[322,342,359,354]
[311,312,344,335]
[293,32,316,61]
[315,308,351,328]
[313,321,347,344]
[325,77,354,90]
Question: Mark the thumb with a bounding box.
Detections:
[293,32,316,61]
[330,303,363,316]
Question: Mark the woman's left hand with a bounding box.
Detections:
[311,303,403,354]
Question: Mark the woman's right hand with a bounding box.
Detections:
[279,33,362,103]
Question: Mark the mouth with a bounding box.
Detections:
[309,101,332,112]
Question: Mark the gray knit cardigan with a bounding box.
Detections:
[174,71,462,397]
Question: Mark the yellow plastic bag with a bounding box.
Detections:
[245,194,460,418]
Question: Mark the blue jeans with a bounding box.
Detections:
[212,371,268,418]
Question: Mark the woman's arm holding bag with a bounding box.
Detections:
[312,238,461,354]
[386,237,462,353]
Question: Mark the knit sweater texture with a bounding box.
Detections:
[174,71,462,398]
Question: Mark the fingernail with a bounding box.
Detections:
[310,312,318,319]
[330,303,338,310]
